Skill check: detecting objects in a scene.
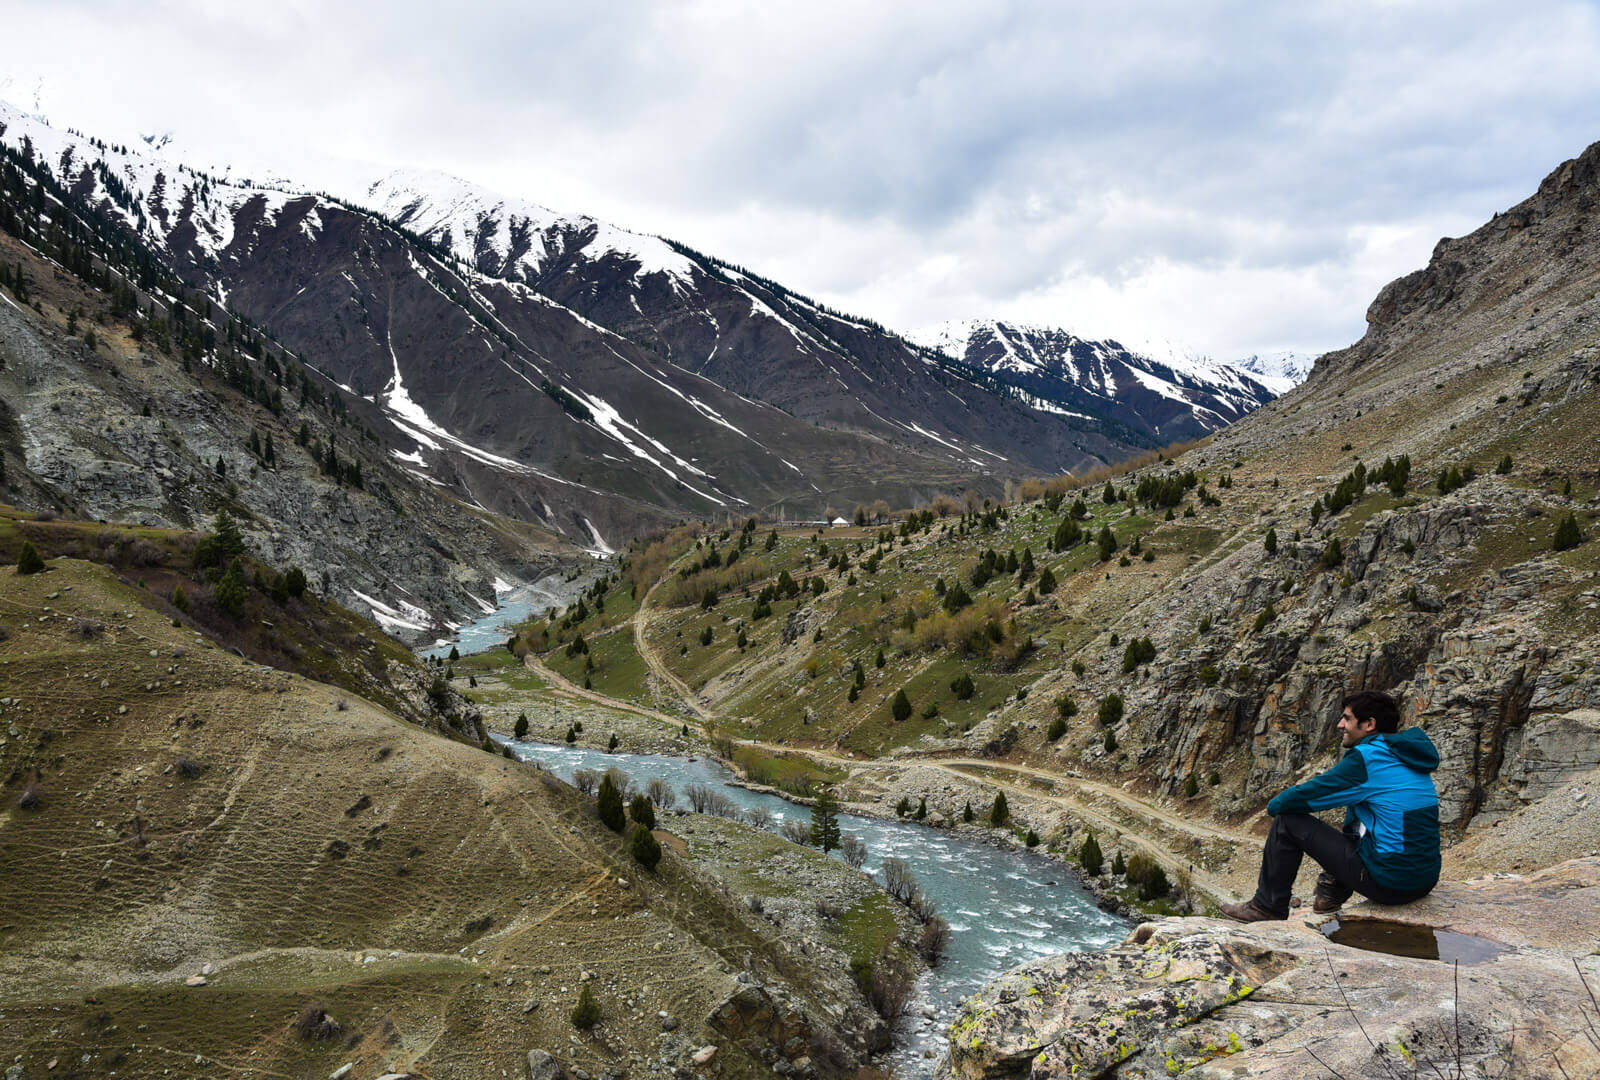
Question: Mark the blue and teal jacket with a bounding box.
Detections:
[1267,727,1441,893]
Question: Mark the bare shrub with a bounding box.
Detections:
[707,792,739,819]
[839,834,868,868]
[815,897,839,920]
[866,959,915,1022]
[125,539,166,567]
[71,617,106,639]
[174,757,204,779]
[685,783,714,813]
[779,819,811,845]
[746,894,765,915]
[881,857,917,903]
[909,891,939,922]
[17,783,43,810]
[646,777,676,810]
[291,1003,343,1041]
[572,769,600,796]
[918,916,952,964]
[334,698,349,712]
[745,804,773,829]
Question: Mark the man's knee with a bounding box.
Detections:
[1269,813,1317,842]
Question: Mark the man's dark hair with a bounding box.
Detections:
[1342,690,1400,734]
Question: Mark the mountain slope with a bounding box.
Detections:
[914,319,1279,442]
[0,557,885,1080]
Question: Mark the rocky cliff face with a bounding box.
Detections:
[945,858,1600,1079]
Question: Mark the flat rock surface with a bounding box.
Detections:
[946,857,1600,1079]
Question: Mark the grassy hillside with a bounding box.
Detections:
[0,557,890,1079]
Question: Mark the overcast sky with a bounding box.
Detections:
[4,0,1598,360]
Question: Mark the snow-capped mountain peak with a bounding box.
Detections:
[365,168,699,291]
[913,318,1283,442]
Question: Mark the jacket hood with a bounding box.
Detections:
[1377,727,1440,772]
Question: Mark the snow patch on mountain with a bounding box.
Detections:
[364,168,700,290]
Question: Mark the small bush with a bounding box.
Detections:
[631,824,662,870]
[17,783,43,810]
[1046,716,1067,742]
[1253,603,1277,632]
[175,757,204,779]
[15,541,45,575]
[1103,727,1118,753]
[1182,774,1199,798]
[1097,694,1124,726]
[629,794,656,829]
[950,672,975,700]
[291,1003,343,1041]
[571,984,601,1029]
[1024,828,1039,847]
[1124,853,1171,900]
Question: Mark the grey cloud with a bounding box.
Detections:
[2,0,1598,357]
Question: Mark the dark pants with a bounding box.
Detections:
[1253,813,1433,917]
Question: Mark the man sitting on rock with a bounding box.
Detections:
[1222,690,1440,922]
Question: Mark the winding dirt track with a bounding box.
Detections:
[528,640,1255,901]
[633,575,714,722]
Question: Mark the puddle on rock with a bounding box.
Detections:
[1320,918,1506,964]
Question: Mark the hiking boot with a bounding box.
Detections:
[1312,893,1345,914]
[1220,900,1285,923]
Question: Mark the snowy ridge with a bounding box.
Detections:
[913,318,1283,438]
[365,168,700,290]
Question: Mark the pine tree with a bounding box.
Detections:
[1182,774,1199,798]
[596,774,625,832]
[15,541,45,575]
[629,793,655,829]
[171,584,189,612]
[1037,565,1056,594]
[891,688,912,723]
[989,791,1009,826]
[514,712,530,739]
[1103,481,1117,504]
[1112,850,1126,876]
[1079,833,1103,875]
[215,558,249,617]
[915,796,927,821]
[875,646,886,669]
[1264,527,1278,556]
[1097,526,1117,562]
[631,823,662,870]
[1554,512,1584,552]
[1103,727,1118,753]
[809,786,842,852]
[962,800,974,823]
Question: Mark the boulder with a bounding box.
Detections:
[946,857,1600,1079]
[526,1049,564,1080]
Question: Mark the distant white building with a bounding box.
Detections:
[830,516,850,527]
